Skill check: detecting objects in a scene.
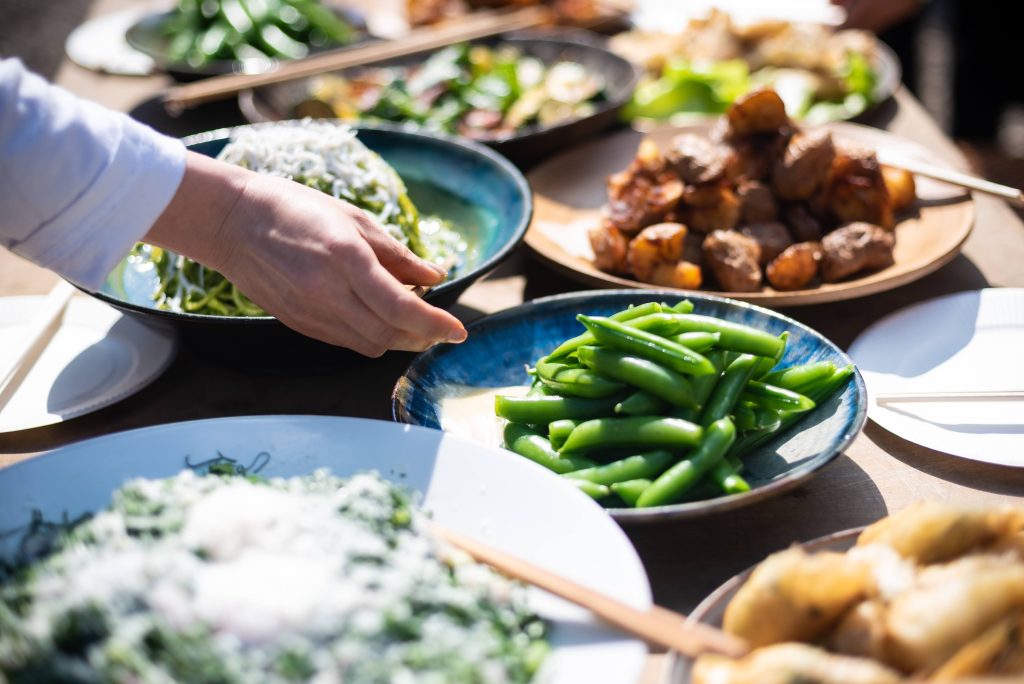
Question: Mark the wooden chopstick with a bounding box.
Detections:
[878,155,1024,204]
[876,390,1024,404]
[433,524,750,659]
[164,6,550,110]
[0,280,77,413]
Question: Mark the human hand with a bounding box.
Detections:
[146,152,467,356]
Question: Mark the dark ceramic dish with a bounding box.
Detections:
[238,31,642,168]
[392,290,867,523]
[83,123,531,362]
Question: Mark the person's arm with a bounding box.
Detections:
[0,59,465,354]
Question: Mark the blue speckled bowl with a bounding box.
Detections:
[84,122,531,362]
[393,290,867,522]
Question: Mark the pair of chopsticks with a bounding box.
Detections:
[164,6,551,110]
[0,281,76,412]
[433,524,750,659]
[877,153,1024,205]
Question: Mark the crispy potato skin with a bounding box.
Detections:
[766,241,821,290]
[827,151,895,229]
[626,222,686,281]
[588,222,629,273]
[820,222,895,282]
[703,229,762,292]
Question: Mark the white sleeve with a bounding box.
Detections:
[0,59,186,290]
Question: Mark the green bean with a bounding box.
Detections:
[577,346,698,408]
[535,358,625,399]
[710,460,751,495]
[546,302,665,358]
[733,404,782,433]
[760,361,835,392]
[495,394,619,424]
[614,390,670,416]
[563,450,675,485]
[548,419,580,450]
[579,315,716,377]
[559,416,702,455]
[751,331,789,378]
[611,479,652,507]
[503,423,597,474]
[670,300,695,313]
[568,479,611,500]
[699,354,758,426]
[669,331,721,353]
[668,314,786,358]
[739,381,815,413]
[636,418,736,507]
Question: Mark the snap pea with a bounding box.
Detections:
[669,331,721,353]
[579,315,716,377]
[503,423,597,474]
[739,381,815,413]
[547,308,684,359]
[569,479,612,500]
[760,361,835,392]
[495,394,620,424]
[547,302,664,359]
[710,460,751,495]
[699,354,759,426]
[563,450,675,485]
[535,357,626,399]
[548,419,581,450]
[559,416,702,455]
[668,314,786,358]
[611,479,652,507]
[615,390,670,416]
[751,331,789,378]
[577,346,698,408]
[733,404,782,433]
[636,418,737,507]
[670,300,695,313]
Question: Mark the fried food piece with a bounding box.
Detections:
[881,165,917,212]
[772,129,836,201]
[682,186,741,233]
[857,501,1024,564]
[739,221,793,265]
[830,600,890,662]
[644,261,703,289]
[693,643,904,684]
[820,222,895,282]
[766,241,821,290]
[627,222,685,280]
[703,230,762,292]
[727,88,790,136]
[606,139,684,234]
[736,180,778,223]
[784,202,824,242]
[827,150,894,228]
[884,555,1024,673]
[931,612,1024,680]
[722,546,869,646]
[666,133,733,185]
[589,222,629,273]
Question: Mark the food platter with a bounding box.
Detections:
[526,121,974,307]
[0,415,650,684]
[393,290,867,522]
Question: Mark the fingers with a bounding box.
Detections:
[348,209,447,287]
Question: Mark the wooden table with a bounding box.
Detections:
[3,2,1024,681]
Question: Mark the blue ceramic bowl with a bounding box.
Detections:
[393,290,867,522]
[85,123,531,361]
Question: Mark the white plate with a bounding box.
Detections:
[0,415,650,683]
[0,296,177,432]
[849,289,1024,467]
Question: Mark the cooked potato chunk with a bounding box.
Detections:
[766,241,821,290]
[827,150,894,228]
[627,222,686,281]
[784,202,824,242]
[771,129,836,200]
[739,221,793,265]
[702,229,762,292]
[666,133,732,184]
[682,186,741,233]
[588,222,629,273]
[881,165,917,212]
[820,222,894,282]
[736,179,779,223]
[727,88,790,136]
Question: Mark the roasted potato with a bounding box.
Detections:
[666,133,732,184]
[765,241,821,290]
[682,186,741,233]
[727,88,790,136]
[827,150,894,229]
[881,165,917,212]
[784,202,825,242]
[736,179,778,223]
[588,222,629,273]
[703,229,762,292]
[820,222,895,282]
[771,129,836,200]
[739,221,793,265]
[626,222,686,281]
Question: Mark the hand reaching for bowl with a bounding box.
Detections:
[145,152,468,356]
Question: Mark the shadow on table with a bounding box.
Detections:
[623,453,885,613]
[130,95,246,138]
[864,420,1024,495]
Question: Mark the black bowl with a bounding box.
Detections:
[238,30,642,168]
[84,123,531,365]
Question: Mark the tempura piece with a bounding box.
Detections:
[693,643,903,684]
[722,546,869,646]
[856,502,1024,564]
[931,612,1024,680]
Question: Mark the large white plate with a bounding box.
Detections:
[0,295,177,433]
[849,289,1024,467]
[0,415,650,683]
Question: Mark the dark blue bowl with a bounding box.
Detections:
[393,290,867,522]
[86,123,531,363]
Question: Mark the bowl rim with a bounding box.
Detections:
[239,30,643,145]
[391,288,868,523]
[84,121,532,325]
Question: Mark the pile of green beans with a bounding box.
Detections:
[494,301,854,509]
[161,0,357,68]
